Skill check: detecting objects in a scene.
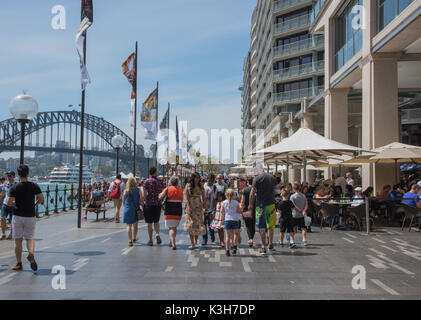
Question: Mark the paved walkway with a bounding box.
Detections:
[0,206,420,300]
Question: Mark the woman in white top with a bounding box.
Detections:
[221,189,242,257]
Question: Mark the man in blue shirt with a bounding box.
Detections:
[402,184,421,208]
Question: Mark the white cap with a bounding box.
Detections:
[354,187,362,192]
[417,181,421,187]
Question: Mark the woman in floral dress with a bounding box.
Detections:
[184,173,207,249]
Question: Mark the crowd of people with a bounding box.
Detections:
[2,163,421,272]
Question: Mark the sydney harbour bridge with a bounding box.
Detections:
[0,110,155,177]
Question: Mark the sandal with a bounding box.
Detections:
[133,238,138,242]
[129,241,133,247]
[147,240,153,246]
[11,262,23,271]
[248,240,254,248]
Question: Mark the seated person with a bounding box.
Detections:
[387,184,404,204]
[83,186,105,220]
[402,184,421,208]
[344,185,354,199]
[351,187,365,207]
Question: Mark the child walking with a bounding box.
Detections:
[221,189,242,256]
[210,192,225,248]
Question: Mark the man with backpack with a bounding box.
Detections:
[108,174,125,223]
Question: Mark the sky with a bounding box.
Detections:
[0,0,256,162]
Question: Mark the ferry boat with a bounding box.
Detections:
[49,165,94,184]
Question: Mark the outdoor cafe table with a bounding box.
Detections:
[326,200,353,229]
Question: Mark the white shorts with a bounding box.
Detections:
[12,216,36,240]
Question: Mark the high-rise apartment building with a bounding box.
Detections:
[309,0,421,191]
[241,0,421,190]
[241,0,325,169]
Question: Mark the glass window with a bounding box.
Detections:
[378,0,414,31]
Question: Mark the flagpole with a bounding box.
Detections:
[77,30,87,229]
[155,81,159,168]
[176,116,179,166]
[167,102,170,180]
[133,41,138,177]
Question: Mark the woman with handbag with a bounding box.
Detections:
[159,176,183,250]
[184,173,207,249]
[122,177,144,247]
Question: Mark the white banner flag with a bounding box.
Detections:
[129,99,135,127]
[75,17,92,91]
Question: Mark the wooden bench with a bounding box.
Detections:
[86,200,108,222]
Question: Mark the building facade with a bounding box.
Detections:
[241,0,421,191]
[241,0,325,181]
[309,0,421,191]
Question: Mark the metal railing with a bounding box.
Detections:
[35,184,103,217]
[273,60,325,82]
[273,35,324,60]
[274,86,324,104]
[274,13,310,36]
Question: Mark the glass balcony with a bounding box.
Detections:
[274,14,310,36]
[310,0,330,25]
[334,29,362,72]
[273,0,313,14]
[273,60,325,82]
[378,0,414,31]
[274,86,324,105]
[273,35,324,60]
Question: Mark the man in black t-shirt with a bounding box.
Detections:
[83,184,105,220]
[240,178,255,247]
[7,165,44,272]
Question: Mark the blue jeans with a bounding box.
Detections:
[202,213,215,243]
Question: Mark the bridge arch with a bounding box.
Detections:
[0,110,154,175]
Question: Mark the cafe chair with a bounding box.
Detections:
[401,204,421,232]
[346,204,374,232]
[320,203,340,231]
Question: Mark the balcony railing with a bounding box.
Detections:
[273,60,325,82]
[273,35,324,60]
[274,13,310,36]
[335,29,362,72]
[274,0,313,14]
[274,86,324,104]
[310,0,330,25]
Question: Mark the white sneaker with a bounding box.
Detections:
[188,245,194,250]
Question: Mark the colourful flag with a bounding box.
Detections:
[81,0,93,22]
[141,88,158,141]
[122,53,136,99]
[122,52,137,127]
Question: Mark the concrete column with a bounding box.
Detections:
[361,54,399,192]
[300,100,316,183]
[324,88,349,144]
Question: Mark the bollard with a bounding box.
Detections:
[54,184,59,213]
[46,185,50,216]
[365,196,370,235]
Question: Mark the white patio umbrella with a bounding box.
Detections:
[257,128,365,183]
[343,142,421,184]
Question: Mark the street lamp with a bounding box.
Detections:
[145,151,152,176]
[111,135,125,178]
[10,93,38,165]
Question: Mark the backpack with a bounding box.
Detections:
[110,181,122,199]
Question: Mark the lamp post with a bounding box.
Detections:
[145,151,152,176]
[10,93,38,165]
[111,135,125,178]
